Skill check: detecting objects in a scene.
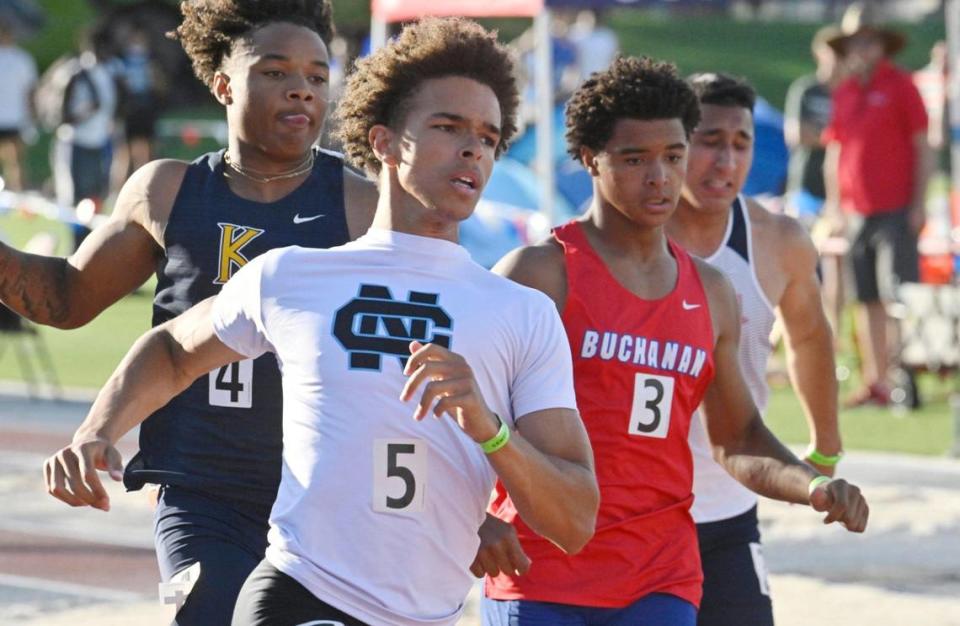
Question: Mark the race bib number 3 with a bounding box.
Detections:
[628,372,674,438]
[373,439,426,514]
[208,359,254,408]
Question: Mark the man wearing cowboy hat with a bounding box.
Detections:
[822,2,932,408]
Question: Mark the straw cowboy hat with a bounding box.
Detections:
[826,2,907,57]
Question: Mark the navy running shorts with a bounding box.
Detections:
[481,592,697,626]
[696,505,773,626]
[154,485,271,626]
[232,559,368,626]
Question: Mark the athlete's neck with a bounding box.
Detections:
[226,141,313,176]
[581,204,679,301]
[583,200,670,263]
[667,197,731,258]
[222,142,314,203]
[370,176,460,243]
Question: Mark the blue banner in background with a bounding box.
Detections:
[545,0,729,8]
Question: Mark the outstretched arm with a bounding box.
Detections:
[0,160,184,328]
[776,220,842,474]
[699,265,867,531]
[43,297,244,511]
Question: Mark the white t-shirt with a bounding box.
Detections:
[0,45,37,130]
[212,229,578,626]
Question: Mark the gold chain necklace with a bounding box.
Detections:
[223,151,315,184]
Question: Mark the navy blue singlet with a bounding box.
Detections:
[123,148,350,508]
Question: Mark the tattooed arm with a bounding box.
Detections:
[0,161,186,328]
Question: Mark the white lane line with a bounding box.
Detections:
[0,519,154,550]
[0,573,147,601]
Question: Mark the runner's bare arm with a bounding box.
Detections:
[43,297,244,511]
[698,264,867,531]
[500,406,598,553]
[0,160,186,328]
[775,218,842,474]
[489,242,599,552]
[401,341,598,554]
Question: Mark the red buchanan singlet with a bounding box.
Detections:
[486,221,716,608]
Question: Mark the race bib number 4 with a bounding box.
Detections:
[373,439,426,514]
[628,372,674,438]
[209,359,254,408]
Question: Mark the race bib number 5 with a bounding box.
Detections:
[208,359,254,408]
[373,439,426,514]
[628,372,674,438]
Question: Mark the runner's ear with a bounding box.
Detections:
[580,147,600,177]
[369,124,398,168]
[212,71,232,106]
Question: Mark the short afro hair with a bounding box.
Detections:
[687,72,756,112]
[171,0,334,89]
[335,17,519,176]
[565,56,701,162]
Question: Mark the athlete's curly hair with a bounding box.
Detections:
[565,56,701,162]
[335,17,519,175]
[170,0,334,89]
[687,72,756,111]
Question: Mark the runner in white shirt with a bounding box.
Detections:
[666,73,843,626]
[43,17,599,626]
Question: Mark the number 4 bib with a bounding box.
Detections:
[209,359,254,408]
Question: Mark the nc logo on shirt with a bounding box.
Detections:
[333,284,452,371]
[214,222,264,284]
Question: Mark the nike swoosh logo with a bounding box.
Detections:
[293,213,325,224]
[682,300,701,311]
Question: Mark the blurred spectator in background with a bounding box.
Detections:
[0,16,37,191]
[785,24,844,228]
[513,11,579,125]
[913,40,950,173]
[109,24,165,194]
[567,9,619,83]
[48,26,117,250]
[822,3,931,407]
[785,24,846,345]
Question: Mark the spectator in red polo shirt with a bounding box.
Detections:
[822,3,932,408]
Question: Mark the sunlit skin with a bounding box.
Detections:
[582,117,688,237]
[678,103,754,219]
[572,117,689,300]
[370,76,502,242]
[214,21,331,173]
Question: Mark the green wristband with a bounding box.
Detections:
[808,475,832,495]
[480,417,510,454]
[805,445,843,467]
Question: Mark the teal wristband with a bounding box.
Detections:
[480,416,510,454]
[808,475,832,495]
[805,444,843,467]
